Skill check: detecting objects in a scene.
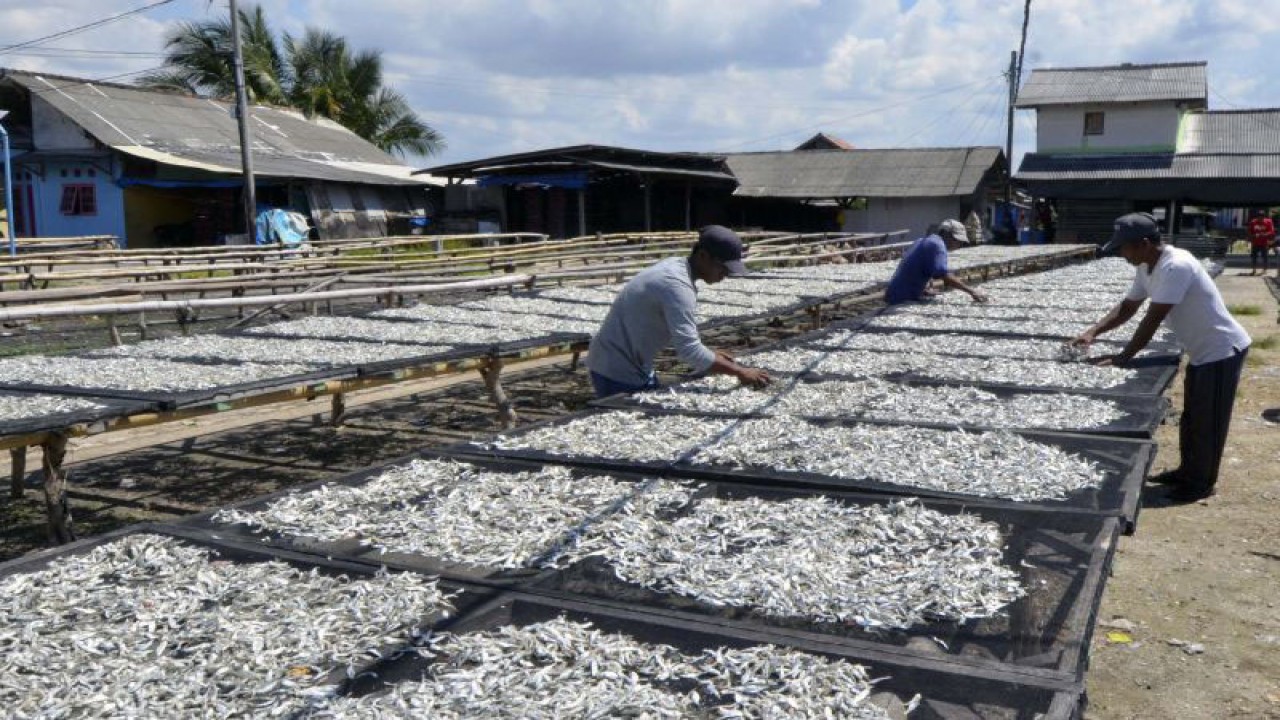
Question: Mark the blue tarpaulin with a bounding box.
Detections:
[117,177,243,189]
[476,171,589,190]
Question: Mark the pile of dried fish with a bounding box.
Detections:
[566,496,1025,629]
[87,335,442,368]
[0,355,318,392]
[736,347,825,373]
[215,459,695,569]
[0,392,106,421]
[534,285,620,305]
[892,303,1105,322]
[633,375,787,414]
[246,316,532,347]
[484,411,731,463]
[774,378,1125,429]
[869,310,1163,341]
[837,330,1139,362]
[932,287,1118,310]
[0,534,455,718]
[696,418,1105,501]
[813,348,1138,390]
[305,618,897,719]
[459,296,611,322]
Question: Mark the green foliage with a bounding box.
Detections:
[139,4,443,158]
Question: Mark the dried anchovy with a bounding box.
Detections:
[870,309,1169,342]
[216,459,695,570]
[932,287,1119,310]
[87,335,446,368]
[0,392,106,421]
[893,302,1106,322]
[737,347,826,374]
[565,496,1025,628]
[246,316,541,347]
[459,296,612,322]
[0,534,455,718]
[835,330,1143,363]
[696,417,1105,501]
[535,285,621,304]
[305,618,895,719]
[633,375,786,415]
[484,411,731,463]
[813,348,1138,389]
[0,355,319,392]
[774,378,1125,429]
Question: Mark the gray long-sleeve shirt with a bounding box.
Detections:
[585,257,716,386]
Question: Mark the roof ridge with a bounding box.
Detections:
[1028,60,1207,74]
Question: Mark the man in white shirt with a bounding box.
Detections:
[1073,212,1251,502]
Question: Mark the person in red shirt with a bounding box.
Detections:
[1246,208,1275,275]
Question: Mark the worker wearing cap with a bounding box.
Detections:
[884,219,989,305]
[585,225,773,398]
[1073,212,1251,502]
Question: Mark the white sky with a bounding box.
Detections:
[2,0,1278,171]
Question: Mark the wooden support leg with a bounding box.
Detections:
[10,446,26,499]
[479,357,518,429]
[107,315,123,346]
[569,350,582,372]
[806,305,823,332]
[41,434,76,544]
[330,393,347,427]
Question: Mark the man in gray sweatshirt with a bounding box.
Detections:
[586,225,773,398]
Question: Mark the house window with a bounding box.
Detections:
[1084,111,1105,136]
[59,184,97,216]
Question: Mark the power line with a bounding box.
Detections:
[1,47,165,59]
[0,0,178,56]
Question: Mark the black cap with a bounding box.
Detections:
[695,225,748,276]
[1102,212,1160,253]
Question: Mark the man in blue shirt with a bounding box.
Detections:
[586,225,773,398]
[884,219,989,305]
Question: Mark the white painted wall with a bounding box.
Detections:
[1035,102,1181,152]
[841,196,966,240]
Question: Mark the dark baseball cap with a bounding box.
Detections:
[696,225,748,276]
[1102,212,1160,253]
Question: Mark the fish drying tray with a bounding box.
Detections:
[593,374,1169,439]
[0,389,159,437]
[461,408,1155,532]
[0,358,358,411]
[169,451,667,588]
[512,474,1120,684]
[341,591,1084,720]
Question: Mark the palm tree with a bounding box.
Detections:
[139,4,443,157]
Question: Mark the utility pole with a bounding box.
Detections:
[229,0,257,243]
[1004,49,1017,203]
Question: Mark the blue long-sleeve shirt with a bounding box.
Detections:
[885,234,949,304]
[586,257,717,386]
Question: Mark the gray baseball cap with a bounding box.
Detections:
[1102,212,1160,253]
[937,219,971,245]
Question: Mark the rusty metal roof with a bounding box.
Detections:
[724,146,1005,198]
[2,68,433,186]
[1015,62,1207,108]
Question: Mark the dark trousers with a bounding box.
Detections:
[1179,348,1248,493]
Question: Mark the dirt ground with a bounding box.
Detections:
[1084,271,1280,720]
[1,268,1277,718]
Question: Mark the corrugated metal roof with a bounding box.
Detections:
[1014,62,1207,108]
[3,69,434,186]
[1017,152,1280,180]
[724,147,1003,198]
[1180,109,1280,153]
